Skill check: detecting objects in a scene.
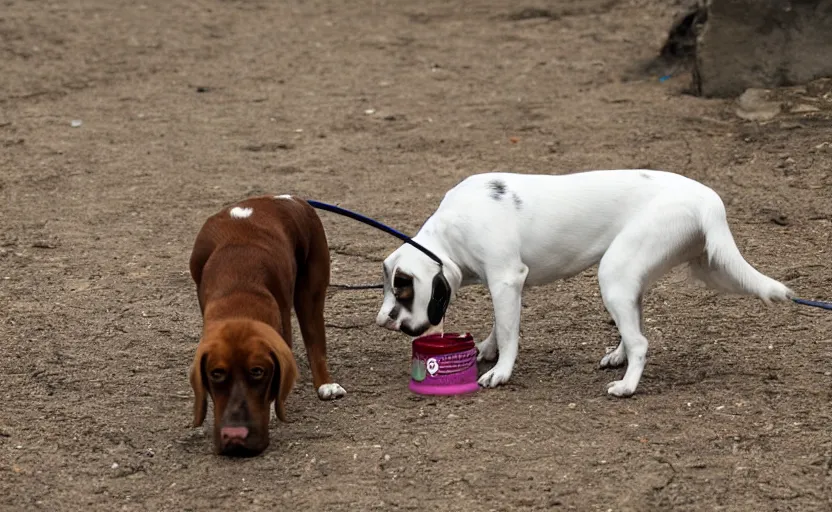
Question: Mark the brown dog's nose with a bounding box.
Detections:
[220,426,249,444]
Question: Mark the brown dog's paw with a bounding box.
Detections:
[317,383,346,400]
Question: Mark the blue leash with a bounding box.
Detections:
[307,200,832,311]
[792,297,832,311]
[306,199,444,266]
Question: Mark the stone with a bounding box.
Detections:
[694,0,832,97]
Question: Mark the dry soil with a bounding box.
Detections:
[1,0,831,511]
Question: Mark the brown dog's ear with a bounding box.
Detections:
[189,343,209,427]
[267,335,298,422]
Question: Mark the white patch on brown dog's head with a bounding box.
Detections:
[229,207,253,219]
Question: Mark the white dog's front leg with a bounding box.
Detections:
[478,265,528,388]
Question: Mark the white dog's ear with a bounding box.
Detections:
[382,258,397,290]
[389,263,398,289]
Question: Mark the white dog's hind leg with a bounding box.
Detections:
[598,278,648,397]
[478,265,528,388]
[598,205,698,397]
[600,342,626,368]
[476,326,498,362]
[599,293,642,369]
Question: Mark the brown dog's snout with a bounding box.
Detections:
[221,426,249,444]
[216,382,266,456]
[222,401,250,427]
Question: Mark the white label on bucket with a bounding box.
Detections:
[426,358,439,376]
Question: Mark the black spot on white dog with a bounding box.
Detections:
[388,304,402,320]
[393,271,415,310]
[640,171,653,180]
[512,192,523,209]
[488,179,507,200]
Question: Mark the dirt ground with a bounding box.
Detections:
[2,0,831,510]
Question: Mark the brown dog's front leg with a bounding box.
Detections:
[294,217,345,401]
[294,282,337,392]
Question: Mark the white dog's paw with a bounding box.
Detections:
[478,365,512,388]
[599,345,626,369]
[606,380,636,398]
[476,339,497,362]
[317,383,347,400]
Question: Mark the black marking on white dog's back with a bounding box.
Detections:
[488,179,507,200]
[512,192,522,209]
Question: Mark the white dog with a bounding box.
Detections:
[375,170,793,397]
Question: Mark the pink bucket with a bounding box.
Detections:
[409,333,479,396]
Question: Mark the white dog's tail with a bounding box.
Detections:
[691,193,793,304]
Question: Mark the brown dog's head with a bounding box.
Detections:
[189,319,298,457]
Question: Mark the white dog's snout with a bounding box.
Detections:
[376,311,396,330]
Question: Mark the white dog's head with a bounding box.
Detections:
[375,244,450,338]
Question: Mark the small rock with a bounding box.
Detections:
[364,109,375,115]
[446,413,459,419]
[567,403,577,409]
[778,121,803,130]
[243,142,294,152]
[715,405,725,411]
[762,208,789,226]
[383,454,391,462]
[70,120,83,128]
[735,89,781,121]
[790,104,820,113]
[195,86,211,93]
[111,463,119,469]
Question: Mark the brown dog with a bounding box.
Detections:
[188,194,345,456]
